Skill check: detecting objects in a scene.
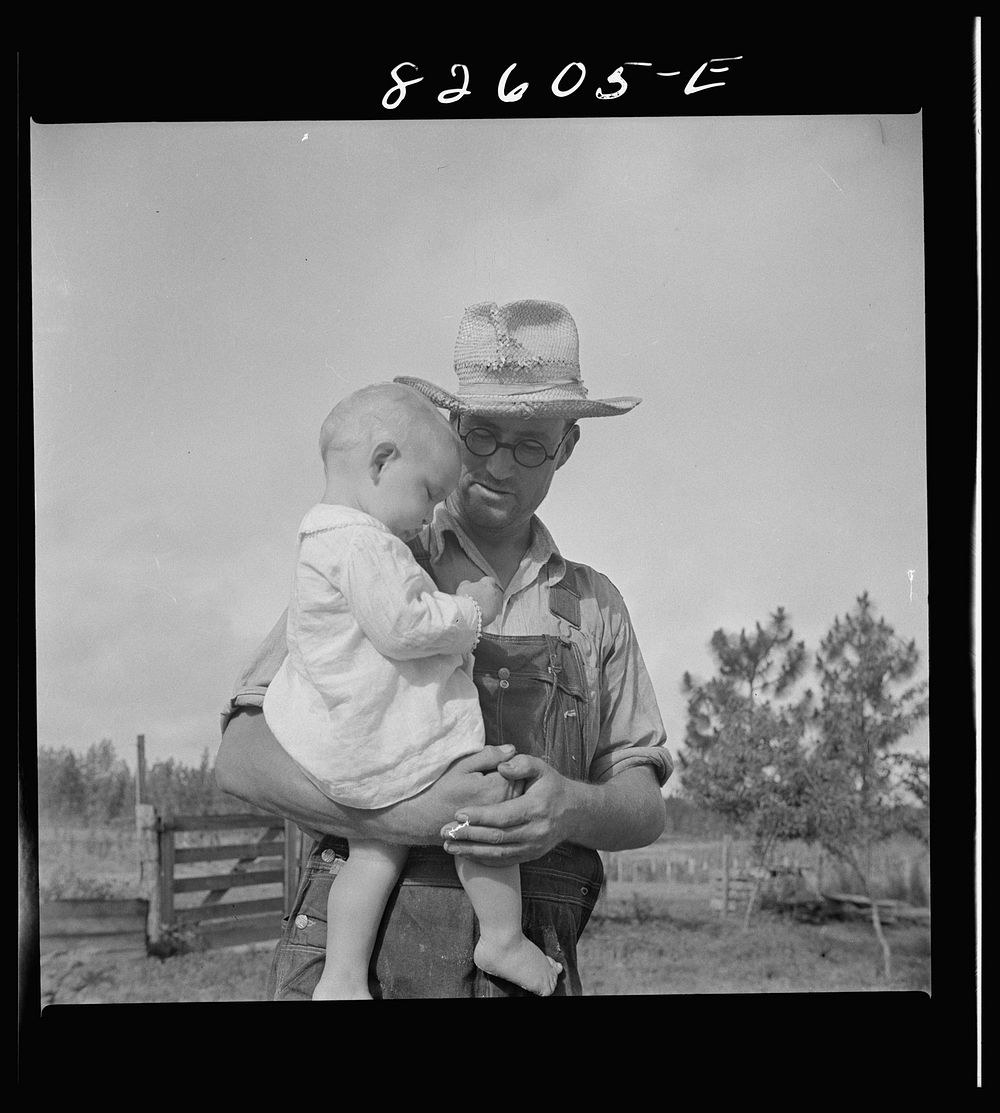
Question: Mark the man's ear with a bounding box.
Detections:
[369,441,399,483]
[554,424,580,471]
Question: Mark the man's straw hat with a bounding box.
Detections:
[394,299,641,419]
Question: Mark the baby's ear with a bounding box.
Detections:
[369,440,398,481]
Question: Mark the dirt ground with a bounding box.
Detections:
[32,828,931,1005]
[35,890,930,1006]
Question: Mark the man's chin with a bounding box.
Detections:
[461,496,515,532]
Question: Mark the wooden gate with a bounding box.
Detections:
[136,805,304,951]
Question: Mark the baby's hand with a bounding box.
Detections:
[457,576,503,627]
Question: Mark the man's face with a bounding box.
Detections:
[448,413,579,538]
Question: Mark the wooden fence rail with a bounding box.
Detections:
[136,805,302,952]
[39,898,149,955]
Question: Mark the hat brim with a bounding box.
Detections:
[393,376,641,419]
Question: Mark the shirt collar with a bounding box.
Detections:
[299,503,390,537]
[425,504,567,586]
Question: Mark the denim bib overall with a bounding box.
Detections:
[266,552,605,999]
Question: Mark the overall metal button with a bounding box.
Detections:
[321,848,338,863]
[498,667,511,679]
[294,914,310,929]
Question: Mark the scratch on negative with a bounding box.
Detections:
[815,162,844,193]
[153,555,179,604]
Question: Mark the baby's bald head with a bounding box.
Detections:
[318,383,461,537]
[320,382,457,473]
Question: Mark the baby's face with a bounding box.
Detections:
[372,437,462,541]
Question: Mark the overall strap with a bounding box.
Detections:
[408,535,583,631]
[548,560,582,629]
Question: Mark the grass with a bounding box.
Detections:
[32,826,931,1005]
[37,894,930,1005]
[580,891,931,995]
[39,945,274,1006]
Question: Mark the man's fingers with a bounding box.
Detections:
[442,821,507,846]
[495,753,546,781]
[451,744,517,774]
[445,799,530,833]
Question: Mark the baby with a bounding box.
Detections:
[263,382,562,998]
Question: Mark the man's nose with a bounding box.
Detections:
[484,446,519,481]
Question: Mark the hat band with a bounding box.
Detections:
[459,379,587,398]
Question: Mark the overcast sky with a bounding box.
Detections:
[30,113,928,785]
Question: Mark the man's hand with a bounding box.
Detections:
[440,756,667,865]
[384,744,523,841]
[440,753,579,865]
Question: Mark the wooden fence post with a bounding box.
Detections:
[159,814,175,931]
[136,734,148,805]
[721,834,731,919]
[135,802,161,947]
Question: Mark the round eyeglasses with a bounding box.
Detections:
[457,420,576,469]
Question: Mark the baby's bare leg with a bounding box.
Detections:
[313,839,409,1000]
[453,857,562,996]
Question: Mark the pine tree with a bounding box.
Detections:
[81,738,135,824]
[54,749,86,821]
[679,608,814,925]
[38,747,86,822]
[805,592,929,978]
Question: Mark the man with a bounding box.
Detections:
[215,298,672,997]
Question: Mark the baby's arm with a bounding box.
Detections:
[456,577,503,627]
[339,531,498,659]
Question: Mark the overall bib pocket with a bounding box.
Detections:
[473,634,589,777]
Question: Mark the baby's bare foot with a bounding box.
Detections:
[474,934,563,996]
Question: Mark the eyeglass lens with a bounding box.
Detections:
[463,427,548,467]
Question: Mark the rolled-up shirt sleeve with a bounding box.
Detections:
[220,608,289,735]
[587,580,673,787]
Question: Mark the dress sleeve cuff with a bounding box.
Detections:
[454,593,484,649]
